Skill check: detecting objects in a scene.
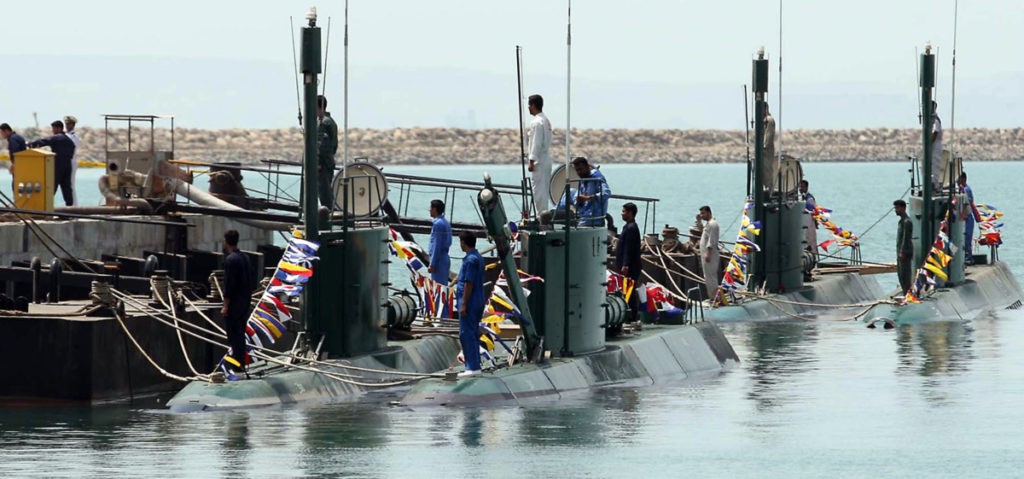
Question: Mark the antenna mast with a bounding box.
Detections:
[343,0,349,178]
[949,0,959,162]
[565,0,572,174]
[322,17,332,96]
[777,0,783,157]
[516,46,531,219]
[744,84,751,197]
[290,17,302,126]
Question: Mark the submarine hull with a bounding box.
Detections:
[863,261,1023,325]
[402,321,738,407]
[166,335,460,411]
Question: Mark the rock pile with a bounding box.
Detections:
[5,126,1023,165]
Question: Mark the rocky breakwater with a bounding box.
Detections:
[3,127,1023,165]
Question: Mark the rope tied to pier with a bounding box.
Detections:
[106,286,451,387]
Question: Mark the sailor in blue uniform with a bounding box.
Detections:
[456,231,485,377]
[571,157,611,227]
[958,172,982,264]
[27,121,76,206]
[427,199,452,285]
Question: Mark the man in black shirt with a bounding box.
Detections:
[1,123,26,187]
[220,230,254,374]
[616,202,642,322]
[27,120,75,206]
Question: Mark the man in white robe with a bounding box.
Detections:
[526,94,552,216]
[930,101,943,191]
[698,205,720,302]
[762,103,777,193]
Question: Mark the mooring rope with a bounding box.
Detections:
[731,289,897,309]
[108,287,451,386]
[179,293,226,335]
[111,307,207,383]
[151,277,208,380]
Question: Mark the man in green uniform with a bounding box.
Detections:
[317,95,339,208]
[894,199,914,293]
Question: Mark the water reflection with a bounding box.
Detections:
[519,402,607,447]
[894,320,977,407]
[741,321,820,412]
[220,412,252,478]
[286,404,391,476]
[460,409,484,447]
[895,321,975,378]
[302,403,390,450]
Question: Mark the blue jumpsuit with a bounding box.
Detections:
[456,248,485,371]
[577,169,611,227]
[428,215,452,284]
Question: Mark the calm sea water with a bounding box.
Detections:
[2,162,1023,478]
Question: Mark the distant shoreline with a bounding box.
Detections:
[4,126,1022,165]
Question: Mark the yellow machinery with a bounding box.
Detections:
[13,148,55,212]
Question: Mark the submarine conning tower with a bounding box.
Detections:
[296,8,387,359]
[478,173,610,359]
[748,47,806,293]
[909,44,966,286]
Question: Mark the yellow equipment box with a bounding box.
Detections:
[13,148,55,212]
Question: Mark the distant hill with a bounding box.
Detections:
[5,126,1022,165]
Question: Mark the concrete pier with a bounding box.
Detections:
[0,214,274,266]
[0,299,228,404]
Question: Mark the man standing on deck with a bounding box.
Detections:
[958,172,982,265]
[930,101,943,191]
[698,205,720,302]
[526,94,553,216]
[894,200,914,293]
[221,230,254,376]
[456,231,485,377]
[800,179,818,259]
[427,199,452,285]
[63,115,80,205]
[317,95,339,209]
[616,202,642,322]
[571,157,611,227]
[0,123,26,179]
[27,120,75,206]
[762,102,777,193]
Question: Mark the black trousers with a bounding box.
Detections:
[55,160,74,206]
[318,174,334,209]
[897,257,913,293]
[225,310,248,370]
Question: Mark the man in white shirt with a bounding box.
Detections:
[64,115,80,205]
[698,205,720,302]
[930,101,942,191]
[526,94,552,216]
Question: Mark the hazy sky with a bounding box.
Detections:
[3,0,1022,129]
